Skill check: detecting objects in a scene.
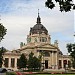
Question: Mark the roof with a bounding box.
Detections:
[20,43,59,52]
[30,13,48,35]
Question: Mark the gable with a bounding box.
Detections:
[37,43,59,49]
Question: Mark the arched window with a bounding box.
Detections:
[35,38,37,42]
[27,37,31,43]
[40,37,47,42]
[4,58,9,67]
[44,51,50,57]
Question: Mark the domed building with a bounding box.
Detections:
[2,12,71,71]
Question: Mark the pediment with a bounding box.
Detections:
[20,43,59,52]
[38,43,58,49]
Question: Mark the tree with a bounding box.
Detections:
[17,54,27,69]
[0,23,7,42]
[0,47,6,67]
[45,0,75,12]
[33,56,41,70]
[28,52,41,71]
[38,51,45,70]
[28,52,34,71]
[66,43,75,68]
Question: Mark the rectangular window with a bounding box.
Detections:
[63,60,67,68]
[4,58,9,67]
[17,58,19,68]
[11,58,15,68]
[40,37,42,42]
[59,60,62,69]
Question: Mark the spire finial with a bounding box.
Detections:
[0,15,1,23]
[0,15,1,20]
[73,32,75,43]
[37,9,41,24]
[38,9,39,17]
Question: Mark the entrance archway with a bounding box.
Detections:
[45,60,48,69]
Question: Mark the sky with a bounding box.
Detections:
[0,0,74,54]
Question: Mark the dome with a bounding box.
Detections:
[30,12,48,35]
[30,24,48,35]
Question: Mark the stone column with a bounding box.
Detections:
[55,52,58,69]
[52,51,54,69]
[15,58,17,68]
[62,58,63,69]
[9,58,11,68]
[50,51,52,68]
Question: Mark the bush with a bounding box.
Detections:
[6,72,17,75]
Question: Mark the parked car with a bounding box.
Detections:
[0,68,7,73]
[7,69,14,72]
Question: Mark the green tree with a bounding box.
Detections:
[38,51,45,70]
[67,43,75,68]
[0,47,6,67]
[0,23,7,42]
[17,54,27,69]
[28,52,34,71]
[28,52,41,71]
[45,0,75,12]
[33,56,41,70]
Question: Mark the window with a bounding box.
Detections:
[42,37,45,42]
[17,59,19,68]
[4,58,9,67]
[11,58,15,68]
[59,60,62,69]
[44,51,50,57]
[27,37,31,43]
[63,60,67,68]
[40,37,41,42]
[40,37,47,42]
[35,38,37,42]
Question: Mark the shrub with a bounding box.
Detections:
[6,72,17,75]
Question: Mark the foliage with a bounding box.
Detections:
[6,72,17,75]
[0,23,7,42]
[38,51,45,61]
[28,52,41,71]
[26,74,75,75]
[67,43,75,68]
[17,53,27,69]
[33,56,41,70]
[0,47,6,67]
[45,0,75,12]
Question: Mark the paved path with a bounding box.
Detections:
[0,73,6,75]
[16,72,23,75]
[15,71,39,75]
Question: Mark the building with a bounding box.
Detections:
[2,12,71,71]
